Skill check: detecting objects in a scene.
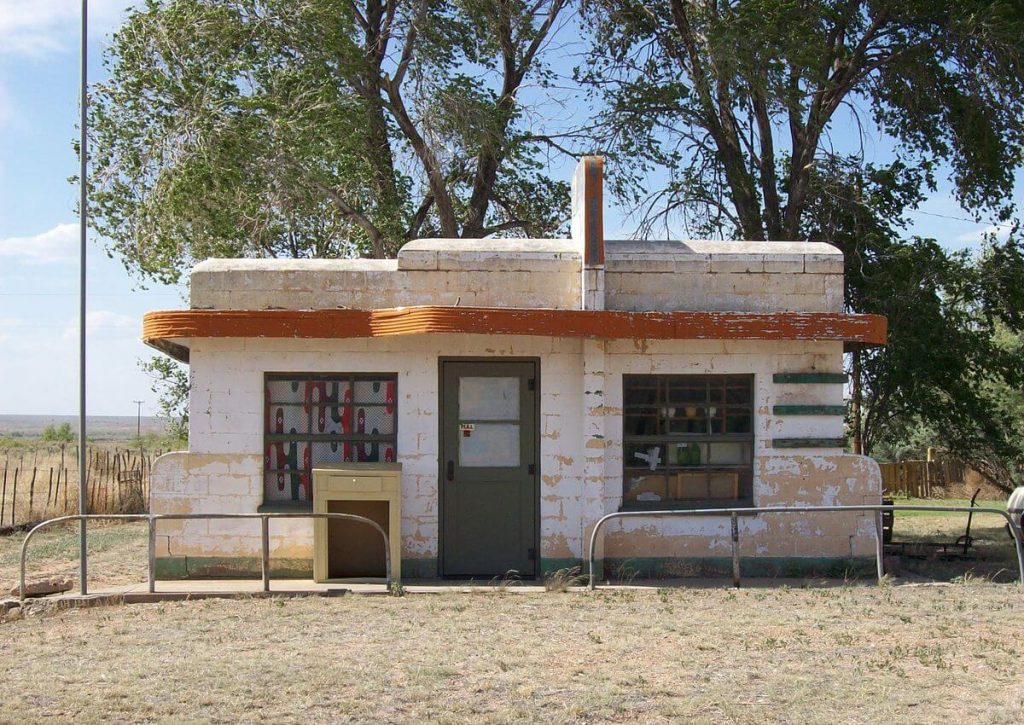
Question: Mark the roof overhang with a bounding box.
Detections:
[143,306,887,363]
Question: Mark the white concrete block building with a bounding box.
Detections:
[144,157,886,581]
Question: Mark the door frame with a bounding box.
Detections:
[437,356,542,579]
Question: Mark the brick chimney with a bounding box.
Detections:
[571,156,605,310]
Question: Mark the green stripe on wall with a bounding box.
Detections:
[773,373,847,384]
[773,405,847,416]
[771,438,847,449]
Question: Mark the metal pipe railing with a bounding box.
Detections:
[20,512,392,603]
[586,504,1024,593]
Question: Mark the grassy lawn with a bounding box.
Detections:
[0,583,1021,721]
[891,497,1006,517]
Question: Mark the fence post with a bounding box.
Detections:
[28,467,36,519]
[11,468,18,526]
[875,510,885,583]
[148,516,156,594]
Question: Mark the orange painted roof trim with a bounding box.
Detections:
[143,306,886,362]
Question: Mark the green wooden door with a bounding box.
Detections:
[441,360,538,578]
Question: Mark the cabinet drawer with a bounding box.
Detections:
[323,476,382,494]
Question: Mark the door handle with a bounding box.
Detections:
[446,460,454,482]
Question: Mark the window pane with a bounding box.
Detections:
[264,471,310,502]
[668,380,706,404]
[624,411,659,436]
[709,471,750,500]
[354,405,396,435]
[725,381,751,404]
[624,382,659,406]
[317,405,352,435]
[267,404,309,436]
[668,472,709,500]
[459,377,520,420]
[353,439,395,463]
[354,379,394,404]
[708,442,751,465]
[625,443,665,471]
[267,379,306,405]
[459,423,520,467]
[667,442,705,467]
[667,407,708,434]
[708,378,726,404]
[310,440,355,466]
[725,412,751,434]
[266,439,308,472]
[624,471,667,502]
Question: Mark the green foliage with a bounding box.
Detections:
[40,423,75,444]
[141,356,190,441]
[87,0,571,284]
[582,0,1024,489]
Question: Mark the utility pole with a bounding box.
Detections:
[134,400,143,439]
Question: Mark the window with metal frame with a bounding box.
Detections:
[622,374,754,508]
[264,373,397,504]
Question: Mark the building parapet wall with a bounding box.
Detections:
[190,239,844,314]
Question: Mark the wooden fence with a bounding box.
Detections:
[0,446,161,530]
[879,458,967,498]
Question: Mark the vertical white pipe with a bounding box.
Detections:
[78,0,89,596]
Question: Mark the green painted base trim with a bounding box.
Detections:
[772,437,847,448]
[773,373,847,384]
[155,556,440,580]
[154,556,313,580]
[540,558,584,575]
[773,405,846,416]
[402,558,438,579]
[602,556,875,580]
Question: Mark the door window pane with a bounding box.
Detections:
[459,377,519,420]
[459,423,520,467]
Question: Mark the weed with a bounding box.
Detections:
[543,566,585,592]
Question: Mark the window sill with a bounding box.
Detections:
[257,501,314,514]
[618,500,755,513]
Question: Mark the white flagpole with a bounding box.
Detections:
[79,0,89,596]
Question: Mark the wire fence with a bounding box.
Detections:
[0,446,162,530]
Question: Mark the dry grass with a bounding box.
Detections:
[0,521,148,594]
[0,583,1021,721]
[891,505,1020,582]
[0,516,1022,721]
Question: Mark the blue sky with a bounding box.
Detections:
[0,0,1018,416]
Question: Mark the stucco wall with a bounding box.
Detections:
[150,334,879,578]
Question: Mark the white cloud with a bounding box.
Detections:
[0,222,78,263]
[956,223,1015,245]
[61,309,136,340]
[0,0,135,57]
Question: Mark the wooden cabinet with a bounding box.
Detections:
[313,464,402,582]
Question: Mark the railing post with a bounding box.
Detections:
[1008,517,1024,591]
[731,512,740,588]
[147,515,156,594]
[261,515,270,592]
[875,509,885,583]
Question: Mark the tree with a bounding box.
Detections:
[41,422,75,444]
[88,0,571,284]
[581,0,1024,488]
[141,356,190,441]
